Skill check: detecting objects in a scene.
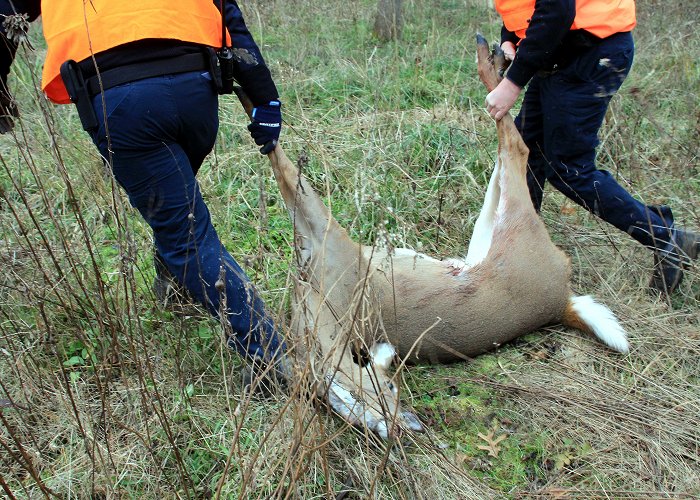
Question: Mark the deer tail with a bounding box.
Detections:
[563,295,629,353]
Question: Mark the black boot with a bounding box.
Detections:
[240,355,292,396]
[650,229,700,295]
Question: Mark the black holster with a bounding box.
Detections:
[215,47,235,95]
[60,60,98,132]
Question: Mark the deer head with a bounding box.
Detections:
[291,257,424,438]
[322,342,423,439]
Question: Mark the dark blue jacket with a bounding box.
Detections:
[501,0,577,88]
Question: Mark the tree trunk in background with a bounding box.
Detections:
[373,0,403,41]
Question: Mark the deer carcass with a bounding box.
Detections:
[242,36,628,439]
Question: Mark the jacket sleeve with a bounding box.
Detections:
[500,24,520,48]
[0,0,41,92]
[217,0,279,106]
[504,0,575,88]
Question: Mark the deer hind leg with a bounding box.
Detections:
[462,124,530,268]
[474,36,629,354]
[464,156,502,267]
[463,36,529,267]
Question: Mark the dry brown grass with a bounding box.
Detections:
[1,0,699,498]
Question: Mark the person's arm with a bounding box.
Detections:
[486,0,575,120]
[500,24,519,51]
[504,0,575,88]
[1,0,40,86]
[217,0,281,153]
[219,0,278,106]
[0,0,40,132]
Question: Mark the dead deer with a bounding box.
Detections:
[234,35,628,439]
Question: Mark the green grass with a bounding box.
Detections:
[1,0,699,498]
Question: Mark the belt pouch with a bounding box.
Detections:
[60,60,99,131]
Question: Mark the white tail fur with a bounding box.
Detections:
[566,295,629,353]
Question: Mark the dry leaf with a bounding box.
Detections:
[477,429,507,457]
[560,204,577,216]
[455,452,470,466]
[554,451,574,470]
[528,349,549,361]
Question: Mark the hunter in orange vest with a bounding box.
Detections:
[487,0,637,115]
[0,0,292,375]
[41,0,230,104]
[495,0,635,41]
[483,0,699,295]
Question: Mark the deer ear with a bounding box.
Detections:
[370,343,396,370]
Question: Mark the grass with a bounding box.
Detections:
[1,0,699,498]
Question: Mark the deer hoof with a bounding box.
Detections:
[402,411,425,432]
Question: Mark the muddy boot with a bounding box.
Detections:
[650,229,700,295]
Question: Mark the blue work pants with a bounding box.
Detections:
[88,71,284,362]
[516,31,674,248]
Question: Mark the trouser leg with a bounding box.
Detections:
[88,71,285,361]
[535,32,673,248]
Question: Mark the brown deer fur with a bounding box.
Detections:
[234,37,627,438]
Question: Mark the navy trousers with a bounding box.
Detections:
[516,31,674,249]
[88,71,284,362]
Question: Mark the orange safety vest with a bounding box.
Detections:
[494,0,636,41]
[41,0,231,104]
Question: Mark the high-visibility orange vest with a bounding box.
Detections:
[41,0,231,104]
[494,0,636,41]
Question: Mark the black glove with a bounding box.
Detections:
[247,100,281,154]
[0,91,19,134]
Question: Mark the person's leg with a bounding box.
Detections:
[89,71,285,361]
[536,33,670,245]
[536,32,698,293]
[150,71,218,306]
[515,76,549,211]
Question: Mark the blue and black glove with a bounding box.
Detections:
[248,100,282,155]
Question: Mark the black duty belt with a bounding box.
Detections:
[84,52,211,97]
